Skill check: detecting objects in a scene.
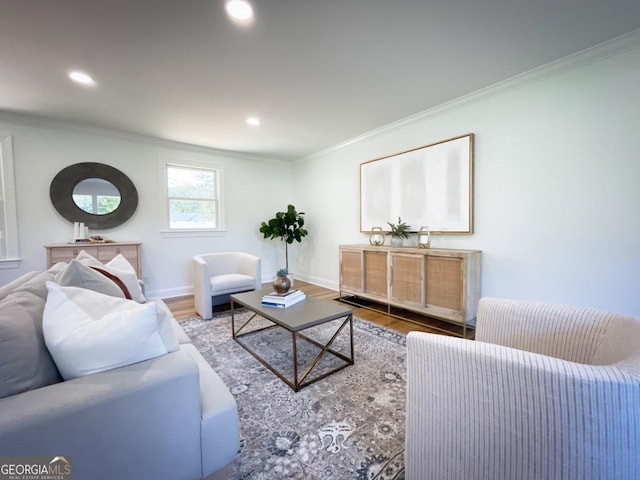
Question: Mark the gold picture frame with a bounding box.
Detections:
[360,133,474,234]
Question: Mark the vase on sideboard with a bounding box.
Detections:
[390,237,403,247]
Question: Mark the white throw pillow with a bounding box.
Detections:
[74,249,101,266]
[55,259,127,299]
[105,254,145,303]
[75,250,146,303]
[151,299,180,354]
[43,282,167,380]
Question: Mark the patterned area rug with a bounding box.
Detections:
[180,309,406,480]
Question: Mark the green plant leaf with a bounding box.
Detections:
[259,205,309,266]
[387,217,410,238]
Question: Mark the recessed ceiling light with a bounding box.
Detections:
[225,0,254,24]
[68,71,95,86]
[246,116,261,126]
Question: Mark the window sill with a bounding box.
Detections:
[159,229,227,239]
[0,258,21,269]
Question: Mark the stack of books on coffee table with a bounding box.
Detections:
[261,289,306,308]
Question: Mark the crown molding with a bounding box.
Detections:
[0,110,290,167]
[301,28,640,162]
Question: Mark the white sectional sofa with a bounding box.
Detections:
[0,258,239,480]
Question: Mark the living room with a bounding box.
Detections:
[1,2,640,479]
[1,32,639,316]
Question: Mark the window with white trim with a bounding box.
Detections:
[165,163,221,230]
[0,133,20,267]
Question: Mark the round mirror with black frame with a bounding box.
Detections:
[50,162,138,229]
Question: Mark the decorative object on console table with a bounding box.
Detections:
[272,268,291,294]
[368,227,385,246]
[417,226,431,249]
[387,217,410,247]
[87,235,112,244]
[44,241,142,279]
[73,222,89,242]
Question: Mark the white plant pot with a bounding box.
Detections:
[390,237,404,247]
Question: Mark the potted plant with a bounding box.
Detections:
[259,204,309,271]
[387,217,410,247]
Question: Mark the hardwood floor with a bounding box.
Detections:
[163,280,472,337]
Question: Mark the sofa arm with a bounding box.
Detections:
[474,297,624,363]
[193,255,213,320]
[0,349,204,480]
[406,331,640,480]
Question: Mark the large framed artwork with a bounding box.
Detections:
[360,133,474,234]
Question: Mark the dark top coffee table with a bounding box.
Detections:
[230,289,354,391]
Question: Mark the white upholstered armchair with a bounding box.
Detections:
[193,252,261,320]
[406,297,640,480]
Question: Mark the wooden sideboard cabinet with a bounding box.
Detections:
[339,244,481,335]
[45,242,142,279]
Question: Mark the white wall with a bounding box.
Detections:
[0,116,293,297]
[293,41,640,316]
[2,39,639,315]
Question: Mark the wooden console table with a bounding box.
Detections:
[339,244,481,337]
[45,241,142,278]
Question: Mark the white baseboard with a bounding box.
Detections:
[148,285,194,299]
[290,273,339,292]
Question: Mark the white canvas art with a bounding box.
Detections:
[360,134,473,234]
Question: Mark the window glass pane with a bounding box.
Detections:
[0,171,5,258]
[97,195,121,214]
[0,134,19,262]
[167,166,215,199]
[73,194,93,213]
[169,199,216,229]
[165,163,221,231]
[72,194,121,214]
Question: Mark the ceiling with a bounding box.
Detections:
[1,1,640,160]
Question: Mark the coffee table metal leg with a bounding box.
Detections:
[292,331,299,392]
[349,314,354,361]
[297,315,354,390]
[297,315,353,386]
[231,300,236,338]
[232,308,273,338]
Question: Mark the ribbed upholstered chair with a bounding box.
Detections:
[406,297,640,480]
[193,252,261,320]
